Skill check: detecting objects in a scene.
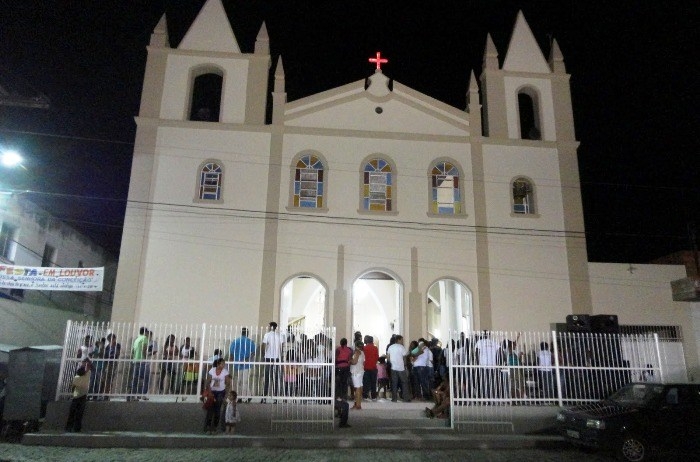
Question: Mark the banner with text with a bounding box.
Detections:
[0,265,104,291]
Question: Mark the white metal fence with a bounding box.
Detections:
[55,322,686,432]
[56,321,336,432]
[446,329,687,430]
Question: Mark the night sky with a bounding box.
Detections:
[0,0,697,262]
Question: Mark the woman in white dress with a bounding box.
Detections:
[350,341,365,410]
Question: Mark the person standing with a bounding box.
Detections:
[180,336,198,395]
[349,341,365,410]
[362,335,379,400]
[229,327,256,402]
[203,358,231,434]
[129,327,149,400]
[475,331,500,399]
[537,342,554,399]
[334,338,353,400]
[159,334,178,394]
[412,340,433,400]
[386,335,411,402]
[65,360,91,432]
[101,333,120,396]
[261,321,284,403]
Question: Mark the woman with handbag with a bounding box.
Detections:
[203,358,231,434]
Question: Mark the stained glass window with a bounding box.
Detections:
[294,155,324,208]
[431,161,460,214]
[512,178,534,214]
[363,159,392,211]
[199,162,223,200]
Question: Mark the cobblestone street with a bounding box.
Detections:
[0,443,616,462]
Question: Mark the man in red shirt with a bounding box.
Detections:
[362,335,380,400]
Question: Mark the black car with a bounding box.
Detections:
[556,382,699,461]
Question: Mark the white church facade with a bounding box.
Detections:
[111,0,698,378]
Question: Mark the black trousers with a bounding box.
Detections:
[65,395,87,432]
[362,369,378,399]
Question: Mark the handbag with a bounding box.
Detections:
[201,388,215,410]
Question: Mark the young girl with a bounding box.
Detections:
[224,390,241,433]
[377,356,389,399]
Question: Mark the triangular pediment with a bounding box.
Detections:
[284,74,469,136]
[502,11,550,73]
[178,0,241,53]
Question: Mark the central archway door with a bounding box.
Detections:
[352,271,402,353]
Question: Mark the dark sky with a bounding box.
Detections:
[0,0,698,262]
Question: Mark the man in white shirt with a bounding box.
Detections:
[475,331,500,398]
[386,335,411,402]
[261,321,285,402]
[412,340,434,400]
[537,341,554,398]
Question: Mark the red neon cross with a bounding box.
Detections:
[369,51,388,70]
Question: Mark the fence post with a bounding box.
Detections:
[55,319,73,401]
[197,323,207,398]
[448,330,455,430]
[653,333,665,382]
[552,330,563,407]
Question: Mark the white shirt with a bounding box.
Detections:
[387,343,407,371]
[475,337,499,366]
[413,347,432,368]
[208,367,229,392]
[350,350,365,376]
[263,330,285,359]
[538,350,553,371]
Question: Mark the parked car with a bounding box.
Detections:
[556,382,699,461]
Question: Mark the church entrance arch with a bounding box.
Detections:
[352,270,403,352]
[426,279,473,341]
[279,275,327,336]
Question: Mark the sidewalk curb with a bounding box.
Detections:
[22,431,568,450]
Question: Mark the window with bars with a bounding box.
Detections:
[199,162,223,200]
[431,161,461,214]
[512,178,534,214]
[363,158,392,211]
[294,155,324,208]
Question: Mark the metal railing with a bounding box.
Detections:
[56,321,336,431]
[446,329,686,430]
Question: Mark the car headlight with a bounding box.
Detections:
[556,412,566,422]
[586,419,606,429]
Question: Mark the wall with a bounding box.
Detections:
[588,262,698,381]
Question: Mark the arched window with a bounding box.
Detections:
[363,158,392,211]
[294,154,324,208]
[517,90,541,140]
[189,72,223,122]
[512,177,535,214]
[431,161,461,214]
[199,162,223,200]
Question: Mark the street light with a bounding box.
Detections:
[1,150,26,169]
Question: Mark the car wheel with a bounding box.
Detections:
[617,434,647,462]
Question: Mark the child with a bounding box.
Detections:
[283,350,298,400]
[377,356,389,399]
[224,390,241,433]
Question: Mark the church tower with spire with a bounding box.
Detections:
[478,11,592,320]
[113,0,272,322]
